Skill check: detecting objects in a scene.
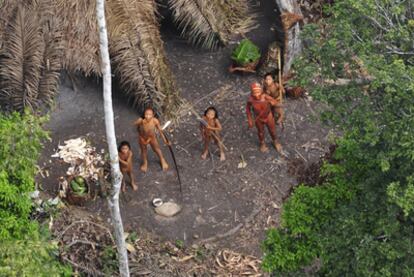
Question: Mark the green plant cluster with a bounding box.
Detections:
[262,0,414,276]
[231,39,261,66]
[70,176,87,196]
[0,111,71,276]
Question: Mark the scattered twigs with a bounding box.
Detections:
[192,85,231,107]
[176,144,190,156]
[294,148,307,162]
[62,256,105,276]
[57,219,114,244]
[214,249,262,276]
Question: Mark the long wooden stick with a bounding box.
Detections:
[278,46,283,99]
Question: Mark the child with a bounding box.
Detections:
[200,106,226,161]
[263,73,284,128]
[246,82,282,153]
[133,107,169,172]
[118,141,138,192]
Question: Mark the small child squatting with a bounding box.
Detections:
[134,107,170,172]
[118,141,138,192]
[200,107,226,161]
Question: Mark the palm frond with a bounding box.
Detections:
[56,0,101,76]
[107,0,180,115]
[0,0,22,52]
[107,0,163,112]
[213,0,258,35]
[0,3,44,111]
[128,0,181,114]
[168,0,224,50]
[37,0,63,107]
[168,0,256,50]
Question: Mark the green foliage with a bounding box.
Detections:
[0,237,72,277]
[263,0,414,275]
[0,111,48,240]
[231,39,261,66]
[0,111,71,275]
[175,239,184,249]
[101,245,119,275]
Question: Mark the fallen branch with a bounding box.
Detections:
[322,77,373,86]
[56,219,114,244]
[198,206,262,244]
[67,239,100,249]
[62,256,105,276]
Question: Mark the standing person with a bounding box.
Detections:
[118,141,138,192]
[246,82,283,153]
[200,106,226,161]
[133,107,170,172]
[263,73,284,128]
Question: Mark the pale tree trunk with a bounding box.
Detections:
[275,0,303,75]
[96,0,130,276]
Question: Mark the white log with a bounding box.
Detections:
[95,0,130,276]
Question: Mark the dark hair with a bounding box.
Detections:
[142,107,155,118]
[264,72,274,79]
[204,106,219,119]
[118,141,131,152]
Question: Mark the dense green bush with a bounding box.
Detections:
[0,237,71,276]
[263,0,414,275]
[0,111,48,239]
[0,111,71,275]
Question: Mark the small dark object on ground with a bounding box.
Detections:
[286,86,306,99]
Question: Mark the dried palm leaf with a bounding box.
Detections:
[127,0,181,114]
[56,0,100,76]
[213,0,258,35]
[0,0,22,52]
[1,0,181,116]
[107,0,162,112]
[168,0,225,50]
[168,0,256,50]
[0,2,44,111]
[107,0,180,115]
[37,0,63,107]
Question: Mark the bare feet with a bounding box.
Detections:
[161,159,169,171]
[140,162,148,172]
[273,141,282,153]
[131,182,138,191]
[201,151,208,160]
[121,183,126,193]
[260,143,269,153]
[220,152,226,161]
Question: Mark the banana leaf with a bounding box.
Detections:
[231,39,261,66]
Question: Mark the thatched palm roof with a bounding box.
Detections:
[0,0,254,116]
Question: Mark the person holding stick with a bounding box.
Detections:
[263,72,284,128]
[246,82,282,153]
[200,106,226,161]
[133,107,170,172]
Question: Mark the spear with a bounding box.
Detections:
[278,46,283,96]
[161,121,182,193]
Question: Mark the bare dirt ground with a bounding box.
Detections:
[38,1,332,275]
